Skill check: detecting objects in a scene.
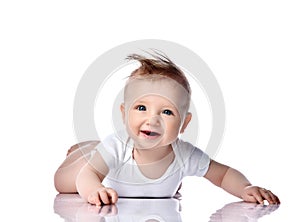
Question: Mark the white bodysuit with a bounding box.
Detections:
[93,131,210,197]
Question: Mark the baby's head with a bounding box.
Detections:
[121,52,192,149]
[126,53,191,97]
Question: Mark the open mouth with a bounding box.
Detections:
[140,130,161,138]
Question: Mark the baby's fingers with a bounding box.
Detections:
[98,188,118,205]
[259,189,280,205]
[245,193,264,204]
[88,193,102,206]
[242,194,259,203]
[241,187,264,204]
[106,188,118,204]
[99,189,111,204]
[88,187,118,206]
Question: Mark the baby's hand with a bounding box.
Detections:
[88,187,118,206]
[241,186,280,205]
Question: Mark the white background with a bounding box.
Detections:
[1,1,299,221]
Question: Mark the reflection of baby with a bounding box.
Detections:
[209,201,280,222]
[54,52,280,206]
[54,194,181,222]
[54,194,105,222]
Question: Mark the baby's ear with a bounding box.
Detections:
[180,112,192,134]
[120,103,125,123]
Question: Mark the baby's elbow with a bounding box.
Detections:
[54,168,77,193]
[54,169,64,193]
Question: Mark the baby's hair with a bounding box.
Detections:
[126,51,191,96]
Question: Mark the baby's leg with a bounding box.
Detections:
[66,140,99,156]
[54,141,100,193]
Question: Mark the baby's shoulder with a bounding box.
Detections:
[173,139,207,159]
[173,139,196,151]
[102,131,130,147]
[99,131,132,157]
[173,139,197,157]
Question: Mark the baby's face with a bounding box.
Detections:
[122,94,182,149]
[121,76,191,149]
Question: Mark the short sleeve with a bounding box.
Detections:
[94,132,132,170]
[94,141,118,170]
[174,139,211,177]
[187,148,210,177]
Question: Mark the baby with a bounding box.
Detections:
[54,52,280,206]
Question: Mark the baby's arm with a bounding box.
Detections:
[76,151,118,206]
[204,160,280,204]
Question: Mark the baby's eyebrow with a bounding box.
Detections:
[134,100,147,104]
[160,102,177,108]
[162,106,176,110]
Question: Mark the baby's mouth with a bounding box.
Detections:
[140,130,161,138]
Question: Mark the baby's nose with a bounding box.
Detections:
[147,115,162,126]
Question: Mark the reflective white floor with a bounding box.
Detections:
[53,194,281,222]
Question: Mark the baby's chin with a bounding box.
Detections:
[133,140,162,150]
[132,137,175,150]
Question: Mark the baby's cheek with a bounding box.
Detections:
[166,124,180,137]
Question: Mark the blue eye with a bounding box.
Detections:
[162,109,173,116]
[136,105,146,111]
